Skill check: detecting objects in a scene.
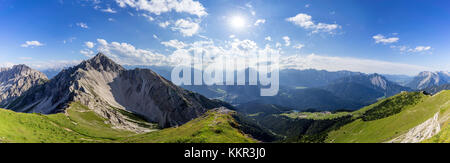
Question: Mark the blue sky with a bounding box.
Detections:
[0,0,449,75]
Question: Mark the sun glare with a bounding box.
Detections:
[229,16,246,29]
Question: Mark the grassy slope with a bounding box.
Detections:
[0,103,256,143]
[326,91,450,143]
[119,109,257,143]
[0,102,137,143]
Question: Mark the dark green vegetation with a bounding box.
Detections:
[0,103,258,143]
[238,91,450,143]
[361,92,423,121]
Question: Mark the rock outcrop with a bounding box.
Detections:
[388,112,441,143]
[0,65,48,106]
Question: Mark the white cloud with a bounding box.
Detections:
[159,21,170,28]
[101,7,117,13]
[254,19,266,26]
[76,22,89,29]
[153,34,159,39]
[141,13,155,21]
[21,41,44,48]
[171,19,200,37]
[161,40,187,49]
[115,0,207,17]
[411,46,432,52]
[391,45,433,54]
[229,35,236,39]
[85,41,95,48]
[373,34,399,44]
[305,4,310,8]
[286,13,340,34]
[265,36,272,41]
[276,42,282,48]
[95,38,169,66]
[63,37,76,44]
[80,49,95,57]
[293,44,304,49]
[85,38,432,75]
[108,18,115,22]
[282,36,290,46]
[0,62,14,68]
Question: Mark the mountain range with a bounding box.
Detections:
[4,53,230,131]
[406,71,450,90]
[0,53,448,143]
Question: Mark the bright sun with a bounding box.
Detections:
[229,16,246,29]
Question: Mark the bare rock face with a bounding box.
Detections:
[407,71,449,90]
[0,65,48,106]
[6,53,226,131]
[388,112,441,143]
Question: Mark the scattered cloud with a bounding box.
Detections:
[21,41,44,48]
[276,42,282,48]
[293,44,304,49]
[141,13,155,21]
[171,19,200,37]
[115,0,207,17]
[411,46,432,52]
[305,4,310,8]
[254,19,266,26]
[101,7,117,13]
[159,21,170,28]
[245,2,256,16]
[80,49,95,57]
[108,18,115,22]
[161,39,187,49]
[63,37,76,44]
[391,45,432,54]
[282,36,291,46]
[373,34,399,44]
[265,36,272,41]
[286,13,341,34]
[76,22,89,29]
[229,35,236,39]
[84,38,433,75]
[85,41,95,48]
[0,62,15,68]
[95,38,169,66]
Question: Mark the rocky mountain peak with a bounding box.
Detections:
[79,53,124,72]
[0,64,48,106]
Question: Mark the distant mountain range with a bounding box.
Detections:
[130,66,411,111]
[0,53,448,143]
